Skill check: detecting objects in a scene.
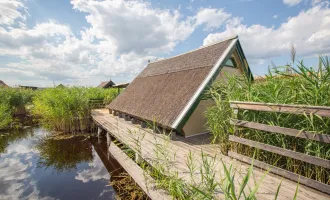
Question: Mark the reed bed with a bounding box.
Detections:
[0,88,34,129]
[206,55,330,184]
[32,87,118,132]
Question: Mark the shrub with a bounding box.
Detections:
[32,87,118,132]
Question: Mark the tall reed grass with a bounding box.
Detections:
[206,55,330,184]
[32,87,118,132]
[0,88,34,129]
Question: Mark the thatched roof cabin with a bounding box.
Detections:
[108,36,253,137]
[97,80,115,88]
[0,80,9,88]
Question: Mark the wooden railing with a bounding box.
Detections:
[229,101,330,194]
[89,98,105,108]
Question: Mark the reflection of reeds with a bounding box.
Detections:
[32,87,118,132]
[35,134,93,172]
[206,55,330,184]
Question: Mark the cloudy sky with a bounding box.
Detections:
[0,0,329,87]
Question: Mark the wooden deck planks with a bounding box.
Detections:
[109,141,172,200]
[92,109,330,200]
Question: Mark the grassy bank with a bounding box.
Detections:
[0,88,34,129]
[206,56,330,184]
[32,87,118,132]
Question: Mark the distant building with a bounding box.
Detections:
[0,80,9,88]
[57,84,65,88]
[19,85,39,90]
[97,80,115,88]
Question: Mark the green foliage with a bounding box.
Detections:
[206,56,330,184]
[32,87,118,132]
[0,88,35,129]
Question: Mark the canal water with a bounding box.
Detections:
[0,127,127,199]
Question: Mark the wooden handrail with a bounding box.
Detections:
[230,119,330,143]
[230,101,330,117]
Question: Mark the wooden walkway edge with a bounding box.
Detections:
[109,141,172,200]
[92,109,330,200]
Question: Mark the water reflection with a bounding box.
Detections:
[36,134,93,172]
[0,127,121,199]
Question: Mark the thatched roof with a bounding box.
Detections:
[108,36,251,130]
[97,80,115,88]
[0,80,9,88]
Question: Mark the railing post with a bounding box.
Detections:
[231,107,239,154]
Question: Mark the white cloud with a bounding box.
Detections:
[203,3,330,63]
[75,152,109,183]
[283,0,303,6]
[194,8,231,30]
[0,0,200,86]
[273,15,278,19]
[71,0,194,54]
[0,0,26,25]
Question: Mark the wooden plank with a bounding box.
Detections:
[230,101,330,117]
[109,141,172,200]
[229,135,330,169]
[231,119,330,144]
[92,109,330,200]
[228,151,330,195]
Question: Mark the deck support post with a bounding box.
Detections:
[153,126,158,134]
[170,131,176,140]
[125,115,130,121]
[135,152,143,164]
[97,127,105,144]
[106,132,111,147]
[108,109,113,114]
[131,118,137,124]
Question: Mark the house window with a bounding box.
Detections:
[225,57,237,68]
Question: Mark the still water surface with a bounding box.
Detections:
[0,127,123,200]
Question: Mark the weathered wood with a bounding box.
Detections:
[231,119,330,143]
[229,135,330,169]
[109,142,172,200]
[230,101,330,117]
[228,151,330,195]
[92,109,330,200]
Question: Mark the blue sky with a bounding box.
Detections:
[0,0,329,86]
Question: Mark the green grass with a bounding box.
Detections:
[0,88,35,129]
[32,87,118,132]
[206,55,330,184]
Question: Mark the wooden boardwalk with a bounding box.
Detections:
[92,109,330,200]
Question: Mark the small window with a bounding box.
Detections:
[225,58,237,68]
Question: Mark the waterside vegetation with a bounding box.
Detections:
[0,86,118,132]
[206,55,330,184]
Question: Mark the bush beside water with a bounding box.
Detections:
[206,56,330,184]
[0,88,34,129]
[0,87,118,131]
[32,87,118,132]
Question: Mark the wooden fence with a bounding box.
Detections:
[89,98,105,108]
[229,101,330,194]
